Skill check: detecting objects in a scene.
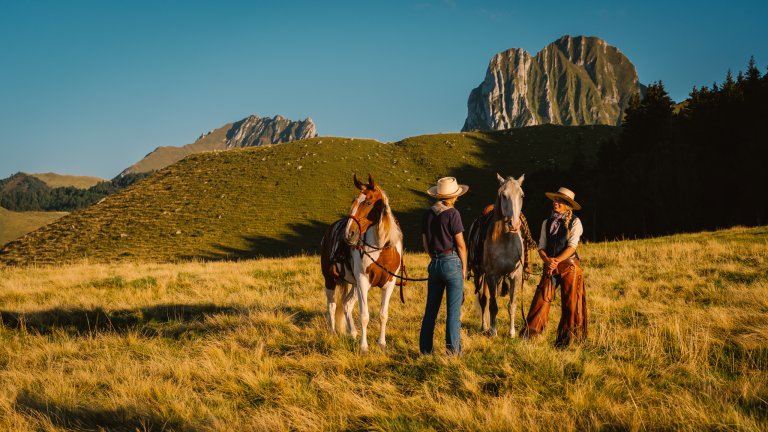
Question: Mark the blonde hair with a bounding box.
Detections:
[440,197,457,207]
[558,200,574,238]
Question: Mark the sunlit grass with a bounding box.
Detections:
[0,226,766,430]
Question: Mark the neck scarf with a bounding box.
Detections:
[548,210,567,235]
[432,201,451,215]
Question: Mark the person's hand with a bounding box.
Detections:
[547,257,559,271]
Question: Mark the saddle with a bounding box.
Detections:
[323,219,353,289]
[467,204,535,296]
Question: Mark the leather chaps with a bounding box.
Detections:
[521,257,587,347]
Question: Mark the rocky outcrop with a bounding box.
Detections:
[122,115,317,175]
[463,35,644,131]
[224,115,316,148]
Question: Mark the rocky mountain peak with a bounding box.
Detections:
[225,115,316,149]
[121,114,318,175]
[463,35,644,131]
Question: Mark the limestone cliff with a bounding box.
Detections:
[463,35,644,131]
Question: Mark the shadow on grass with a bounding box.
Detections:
[194,212,432,261]
[15,390,184,431]
[0,303,244,337]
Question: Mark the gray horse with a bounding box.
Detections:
[473,174,525,337]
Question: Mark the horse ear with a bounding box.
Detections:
[496,173,506,184]
[353,174,364,190]
[518,174,525,183]
[368,173,376,189]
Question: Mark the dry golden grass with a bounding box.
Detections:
[0,226,766,430]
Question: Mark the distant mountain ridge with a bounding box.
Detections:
[121,115,317,175]
[29,172,104,189]
[463,35,645,131]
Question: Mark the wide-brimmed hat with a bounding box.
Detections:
[427,177,469,199]
[545,187,581,210]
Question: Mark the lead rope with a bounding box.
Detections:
[518,213,541,325]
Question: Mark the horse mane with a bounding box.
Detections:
[376,189,402,247]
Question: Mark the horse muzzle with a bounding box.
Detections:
[504,218,521,233]
[344,230,360,246]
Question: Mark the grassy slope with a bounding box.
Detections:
[0,207,68,246]
[0,226,765,430]
[0,125,616,265]
[121,124,232,175]
[28,172,105,189]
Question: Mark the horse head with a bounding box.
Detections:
[345,173,387,246]
[494,173,525,233]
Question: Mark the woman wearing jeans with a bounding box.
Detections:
[419,177,469,355]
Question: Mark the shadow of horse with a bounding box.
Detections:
[14,390,183,431]
[0,304,244,338]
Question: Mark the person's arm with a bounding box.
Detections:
[538,220,555,269]
[422,234,430,255]
[454,232,467,279]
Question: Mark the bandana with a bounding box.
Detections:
[548,210,567,235]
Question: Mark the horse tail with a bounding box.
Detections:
[334,281,350,334]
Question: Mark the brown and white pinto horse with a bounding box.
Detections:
[320,174,403,352]
[468,174,526,337]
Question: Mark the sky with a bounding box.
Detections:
[1,0,766,180]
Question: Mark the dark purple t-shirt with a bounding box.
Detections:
[422,207,464,254]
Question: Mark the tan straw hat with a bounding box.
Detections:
[545,187,582,210]
[427,177,469,198]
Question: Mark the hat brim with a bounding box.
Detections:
[545,191,581,210]
[427,184,469,199]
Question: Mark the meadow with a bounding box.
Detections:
[0,226,766,431]
[0,208,67,247]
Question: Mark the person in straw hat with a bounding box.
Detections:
[420,177,469,355]
[521,187,587,347]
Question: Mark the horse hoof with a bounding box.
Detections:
[378,342,387,351]
[489,328,498,337]
[360,345,369,354]
[509,330,517,338]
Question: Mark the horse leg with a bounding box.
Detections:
[325,287,337,334]
[488,275,499,337]
[476,280,489,332]
[341,282,357,337]
[508,271,522,337]
[356,278,372,353]
[377,280,396,350]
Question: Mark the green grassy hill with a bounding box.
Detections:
[0,125,616,265]
[0,207,68,246]
[29,172,105,189]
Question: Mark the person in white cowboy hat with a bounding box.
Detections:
[419,176,469,355]
[521,186,588,347]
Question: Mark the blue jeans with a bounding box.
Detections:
[420,252,464,354]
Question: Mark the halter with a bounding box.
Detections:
[344,214,383,251]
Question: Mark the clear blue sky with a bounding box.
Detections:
[1,0,766,179]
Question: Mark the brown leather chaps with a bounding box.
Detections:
[521,257,587,347]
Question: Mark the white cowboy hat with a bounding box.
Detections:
[427,177,469,198]
[545,187,582,210]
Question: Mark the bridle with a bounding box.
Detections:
[341,211,428,303]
